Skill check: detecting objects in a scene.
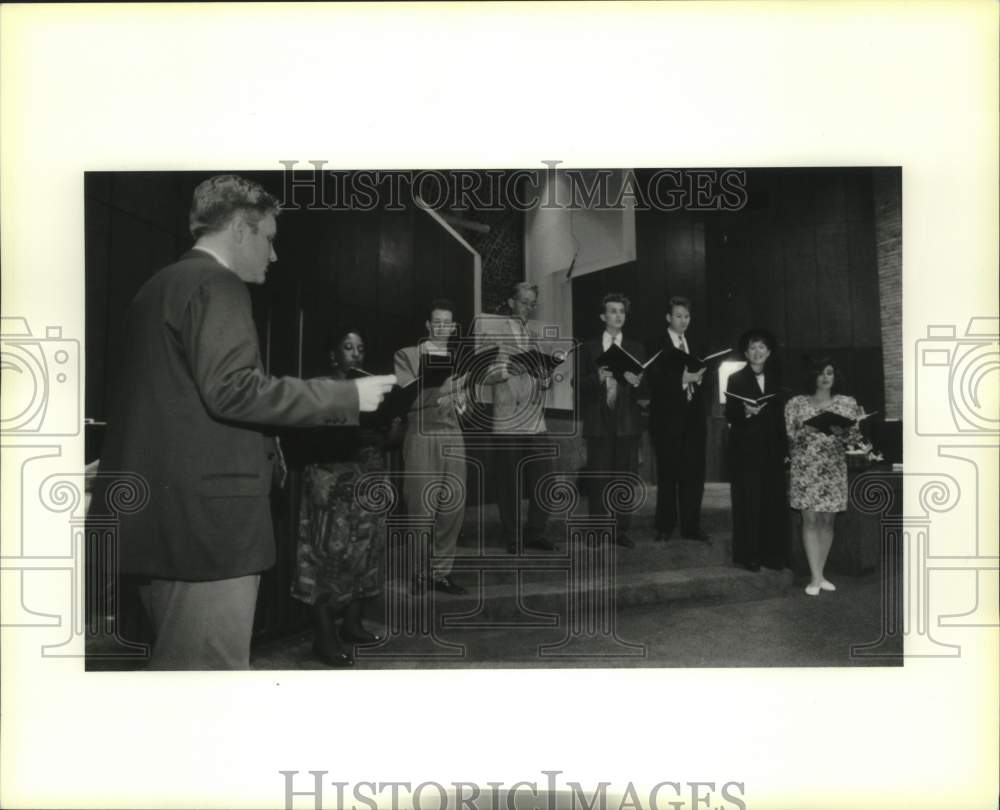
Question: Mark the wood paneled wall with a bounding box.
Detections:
[86,172,476,640]
[571,168,891,481]
[266,206,475,380]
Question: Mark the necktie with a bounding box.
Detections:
[608,335,622,406]
[680,336,694,400]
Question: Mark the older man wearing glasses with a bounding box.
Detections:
[472,281,557,554]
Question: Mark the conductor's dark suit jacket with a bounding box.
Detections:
[577,336,646,439]
[96,250,360,582]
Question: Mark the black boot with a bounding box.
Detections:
[311,604,353,667]
[340,598,382,645]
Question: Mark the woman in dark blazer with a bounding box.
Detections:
[725,328,788,571]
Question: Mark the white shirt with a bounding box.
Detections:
[669,329,690,390]
[755,371,766,394]
[668,329,688,353]
[192,245,230,270]
[601,331,623,352]
[421,340,450,357]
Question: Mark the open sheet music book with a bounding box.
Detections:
[724,391,778,407]
[346,362,455,422]
[596,344,662,379]
[469,344,572,379]
[803,409,877,435]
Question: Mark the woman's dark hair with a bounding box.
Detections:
[328,327,364,350]
[427,298,455,320]
[802,356,847,395]
[738,328,777,354]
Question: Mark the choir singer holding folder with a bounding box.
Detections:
[394,299,469,595]
[784,358,865,596]
[724,329,788,572]
[472,282,557,554]
[578,294,647,548]
[647,296,713,544]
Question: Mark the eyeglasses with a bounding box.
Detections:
[515,299,537,308]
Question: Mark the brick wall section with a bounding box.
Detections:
[872,168,903,420]
[467,208,524,314]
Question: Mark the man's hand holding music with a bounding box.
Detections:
[355,374,397,411]
[623,371,641,387]
[682,368,705,386]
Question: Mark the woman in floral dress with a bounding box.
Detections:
[784,358,863,596]
[291,329,402,666]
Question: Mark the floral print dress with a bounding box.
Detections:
[291,372,389,609]
[784,394,862,512]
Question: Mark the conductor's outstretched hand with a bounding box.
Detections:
[354,375,397,411]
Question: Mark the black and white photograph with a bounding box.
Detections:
[83,166,904,671]
[1,3,997,809]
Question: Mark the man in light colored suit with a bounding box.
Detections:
[394,299,468,595]
[472,282,556,554]
[96,175,395,669]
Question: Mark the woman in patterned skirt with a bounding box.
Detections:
[291,329,403,666]
[784,358,863,596]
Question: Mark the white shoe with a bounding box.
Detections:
[820,580,837,592]
[805,583,821,596]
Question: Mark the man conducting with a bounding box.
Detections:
[97,175,395,670]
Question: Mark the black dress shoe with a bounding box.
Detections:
[615,535,635,548]
[312,639,354,667]
[340,624,383,645]
[431,576,467,595]
[681,530,711,543]
[525,537,558,552]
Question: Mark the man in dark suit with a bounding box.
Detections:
[647,295,710,543]
[577,293,646,548]
[96,175,395,669]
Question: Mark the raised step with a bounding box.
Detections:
[382,484,792,623]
